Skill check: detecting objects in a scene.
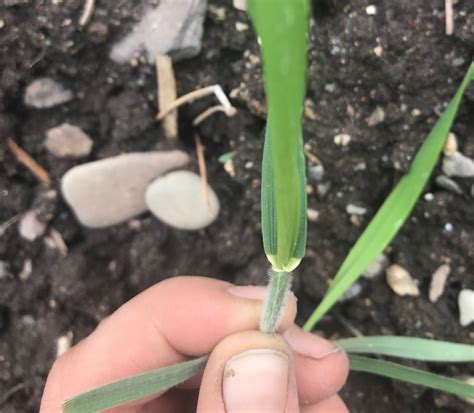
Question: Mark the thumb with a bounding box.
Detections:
[197,330,299,412]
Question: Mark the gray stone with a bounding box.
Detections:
[435,175,463,195]
[458,289,474,327]
[146,171,219,230]
[24,78,73,108]
[110,0,208,63]
[362,254,389,279]
[308,164,324,182]
[367,106,385,126]
[442,152,474,178]
[45,123,93,158]
[429,264,450,303]
[346,203,367,216]
[61,151,189,228]
[18,210,47,241]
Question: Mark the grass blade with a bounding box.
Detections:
[249,0,309,271]
[349,355,474,400]
[63,356,208,413]
[338,336,474,362]
[303,63,474,331]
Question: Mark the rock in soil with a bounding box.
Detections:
[362,254,389,280]
[458,289,474,327]
[23,78,73,109]
[61,151,189,228]
[435,175,463,195]
[44,123,93,158]
[146,170,219,230]
[442,152,474,178]
[443,133,458,157]
[18,210,47,241]
[110,0,208,63]
[386,264,420,297]
[428,264,450,303]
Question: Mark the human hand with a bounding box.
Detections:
[41,276,349,412]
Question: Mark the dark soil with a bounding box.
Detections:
[1,0,473,412]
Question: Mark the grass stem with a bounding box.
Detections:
[260,270,291,334]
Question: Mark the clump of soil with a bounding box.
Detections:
[0,0,473,411]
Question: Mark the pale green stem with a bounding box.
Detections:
[260,270,291,334]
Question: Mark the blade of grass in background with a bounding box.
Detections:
[304,63,474,331]
[63,356,208,413]
[349,355,474,400]
[248,0,309,271]
[338,336,474,362]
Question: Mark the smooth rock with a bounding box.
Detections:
[386,264,420,297]
[442,152,474,178]
[146,171,219,230]
[307,208,319,222]
[44,123,93,158]
[62,151,189,228]
[443,133,458,157]
[110,0,208,63]
[18,210,47,241]
[458,289,474,327]
[429,264,451,303]
[435,175,463,195]
[362,254,389,279]
[24,78,73,108]
[346,203,367,216]
[367,106,385,126]
[308,164,325,182]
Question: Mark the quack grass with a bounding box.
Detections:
[64,1,474,411]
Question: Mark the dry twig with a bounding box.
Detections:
[192,105,237,126]
[6,138,51,184]
[0,212,24,237]
[156,55,178,140]
[79,0,96,26]
[48,227,68,256]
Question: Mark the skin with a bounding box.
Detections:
[40,276,349,412]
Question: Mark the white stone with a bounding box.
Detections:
[443,132,458,157]
[110,0,208,63]
[307,208,319,222]
[146,171,219,230]
[56,332,73,358]
[61,151,189,228]
[458,289,474,327]
[429,264,450,303]
[363,254,389,279]
[18,210,47,241]
[233,0,247,11]
[334,133,351,146]
[24,78,73,108]
[346,203,367,216]
[44,123,93,158]
[386,264,420,297]
[366,5,377,15]
[442,152,474,178]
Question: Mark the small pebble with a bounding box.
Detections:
[44,123,93,158]
[442,152,474,178]
[18,259,33,281]
[56,332,73,358]
[62,151,189,228]
[339,281,364,302]
[423,192,434,201]
[334,133,351,146]
[233,0,247,11]
[386,264,420,297]
[146,171,220,230]
[443,132,458,157]
[458,290,474,327]
[444,222,454,233]
[18,210,47,241]
[317,182,331,197]
[324,83,336,93]
[373,45,383,57]
[362,254,389,279]
[346,203,367,216]
[366,5,377,15]
[411,108,421,117]
[24,78,73,109]
[308,164,324,182]
[429,264,451,303]
[307,208,319,222]
[435,175,463,195]
[224,159,236,177]
[235,22,249,32]
[366,106,385,126]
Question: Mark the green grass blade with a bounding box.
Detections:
[338,336,474,362]
[249,0,309,271]
[349,355,474,400]
[303,63,474,331]
[63,356,208,413]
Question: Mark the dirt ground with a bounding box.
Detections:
[1,0,473,412]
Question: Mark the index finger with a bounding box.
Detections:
[40,276,297,412]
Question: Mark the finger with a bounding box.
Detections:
[301,395,349,413]
[41,276,297,412]
[139,389,198,413]
[197,330,300,412]
[284,325,349,404]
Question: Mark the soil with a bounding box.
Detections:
[1,0,473,412]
